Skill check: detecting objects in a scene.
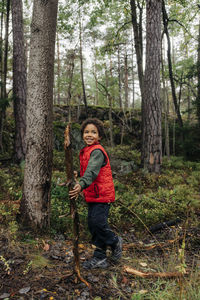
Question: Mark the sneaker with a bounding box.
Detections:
[111,236,123,263]
[82,257,109,269]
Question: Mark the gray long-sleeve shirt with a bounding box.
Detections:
[79,149,106,190]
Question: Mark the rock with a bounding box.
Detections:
[19,286,31,294]
[110,159,136,175]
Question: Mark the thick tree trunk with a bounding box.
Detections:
[142,0,162,173]
[20,0,58,230]
[12,0,27,163]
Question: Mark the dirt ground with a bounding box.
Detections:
[0,224,200,300]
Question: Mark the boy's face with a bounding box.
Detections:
[83,124,101,146]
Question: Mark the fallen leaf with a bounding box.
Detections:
[78,244,85,249]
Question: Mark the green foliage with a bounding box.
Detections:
[168,124,200,161]
[107,145,141,164]
[50,180,70,234]
[0,97,10,110]
[53,150,65,171]
[50,175,88,236]
[110,160,200,231]
[0,166,23,201]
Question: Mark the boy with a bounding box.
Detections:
[69,118,122,269]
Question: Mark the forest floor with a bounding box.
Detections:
[1,221,200,300]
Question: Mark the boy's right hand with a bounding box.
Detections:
[69,183,82,199]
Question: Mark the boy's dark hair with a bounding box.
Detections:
[81,118,105,138]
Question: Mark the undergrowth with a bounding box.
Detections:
[0,151,200,299]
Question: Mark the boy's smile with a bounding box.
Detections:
[83,124,101,146]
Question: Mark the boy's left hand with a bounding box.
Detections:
[69,183,82,199]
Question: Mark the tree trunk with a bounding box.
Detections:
[131,38,135,109]
[187,82,191,123]
[94,49,99,106]
[197,20,200,127]
[162,0,183,128]
[56,33,61,105]
[130,0,146,164]
[0,0,10,152]
[161,43,170,158]
[117,45,122,109]
[11,0,27,163]
[124,51,129,109]
[0,0,4,99]
[142,0,162,173]
[130,0,144,95]
[79,14,88,117]
[67,50,75,122]
[108,94,114,147]
[20,0,58,230]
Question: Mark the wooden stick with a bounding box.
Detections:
[124,266,186,278]
[64,124,90,289]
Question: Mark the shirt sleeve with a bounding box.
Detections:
[79,149,106,190]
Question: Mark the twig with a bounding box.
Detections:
[124,266,186,278]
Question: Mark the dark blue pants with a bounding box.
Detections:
[88,202,118,259]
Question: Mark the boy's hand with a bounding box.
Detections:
[69,183,82,199]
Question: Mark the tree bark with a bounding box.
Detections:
[20,0,58,230]
[0,0,10,152]
[142,0,162,173]
[117,45,122,109]
[56,33,61,105]
[66,50,75,122]
[162,0,183,128]
[124,51,129,109]
[131,38,135,109]
[79,13,88,117]
[11,0,27,163]
[130,0,144,95]
[197,20,200,127]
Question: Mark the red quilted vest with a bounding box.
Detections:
[79,144,115,203]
